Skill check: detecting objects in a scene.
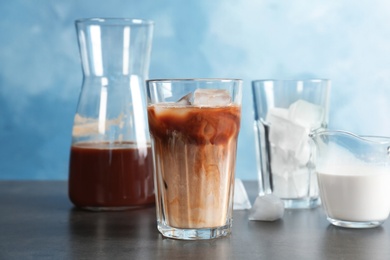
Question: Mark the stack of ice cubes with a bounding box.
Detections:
[266,99,324,198]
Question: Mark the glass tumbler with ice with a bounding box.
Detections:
[147,79,242,240]
[252,79,330,209]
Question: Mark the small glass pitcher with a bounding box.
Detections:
[310,130,390,228]
[68,18,154,211]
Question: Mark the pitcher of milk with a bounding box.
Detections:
[310,130,390,228]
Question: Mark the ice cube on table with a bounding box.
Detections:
[233,179,252,210]
[288,99,324,129]
[249,194,284,221]
[268,113,309,152]
[193,89,231,106]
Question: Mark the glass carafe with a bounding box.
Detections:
[68,18,154,210]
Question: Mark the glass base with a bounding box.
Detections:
[282,197,320,209]
[327,217,384,229]
[157,220,232,240]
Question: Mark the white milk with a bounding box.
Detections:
[317,164,390,222]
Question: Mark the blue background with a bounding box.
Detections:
[2,0,390,180]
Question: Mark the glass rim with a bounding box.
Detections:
[147,78,243,83]
[252,79,330,84]
[310,130,390,145]
[75,17,154,26]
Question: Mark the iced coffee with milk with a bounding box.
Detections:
[146,79,242,240]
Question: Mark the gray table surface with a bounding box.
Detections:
[0,181,389,260]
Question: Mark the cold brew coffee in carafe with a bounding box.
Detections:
[68,18,154,210]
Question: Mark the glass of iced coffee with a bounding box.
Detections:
[146,79,242,240]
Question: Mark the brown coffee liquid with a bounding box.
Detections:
[68,142,155,209]
[148,105,241,228]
